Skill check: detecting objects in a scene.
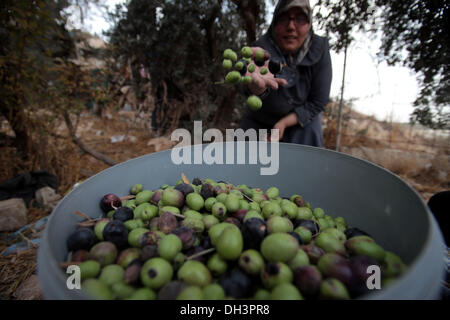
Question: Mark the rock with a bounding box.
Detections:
[14,275,43,300]
[127,135,138,143]
[120,86,131,95]
[110,135,126,143]
[118,110,135,121]
[0,198,28,232]
[147,137,177,152]
[122,103,133,111]
[35,187,61,210]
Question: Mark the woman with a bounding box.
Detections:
[240,0,332,147]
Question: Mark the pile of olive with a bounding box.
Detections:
[64,177,407,300]
[220,47,282,111]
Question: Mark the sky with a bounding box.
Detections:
[67,0,419,123]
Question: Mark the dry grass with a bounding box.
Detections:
[0,249,38,300]
[324,102,449,202]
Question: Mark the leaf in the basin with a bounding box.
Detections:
[181,173,190,184]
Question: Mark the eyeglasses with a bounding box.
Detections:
[276,14,309,27]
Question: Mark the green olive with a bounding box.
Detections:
[241,46,253,58]
[223,48,238,62]
[255,49,265,61]
[247,95,262,111]
[225,71,241,84]
[222,59,233,70]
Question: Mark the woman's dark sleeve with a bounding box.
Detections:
[294,39,332,127]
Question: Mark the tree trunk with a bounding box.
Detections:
[203,2,222,63]
[232,0,260,44]
[213,88,237,129]
[335,44,348,152]
[0,103,30,158]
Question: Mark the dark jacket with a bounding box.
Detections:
[239,32,332,147]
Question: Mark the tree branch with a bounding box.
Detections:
[63,110,118,166]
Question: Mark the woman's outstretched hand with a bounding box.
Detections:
[246,47,287,96]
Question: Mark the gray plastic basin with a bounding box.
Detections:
[38,142,446,299]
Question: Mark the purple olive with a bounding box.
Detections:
[293,265,322,298]
[158,212,178,234]
[71,250,90,263]
[348,255,380,298]
[124,262,142,285]
[140,244,159,261]
[300,244,325,265]
[292,195,306,207]
[171,227,196,251]
[317,253,353,288]
[89,241,118,267]
[150,190,163,205]
[225,217,241,229]
[157,281,188,300]
[232,209,248,222]
[100,194,121,213]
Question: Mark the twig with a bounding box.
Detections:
[77,221,97,227]
[171,213,186,220]
[63,110,118,166]
[187,248,216,260]
[74,210,93,221]
[231,186,255,203]
[60,261,81,269]
[18,232,38,249]
[120,195,136,201]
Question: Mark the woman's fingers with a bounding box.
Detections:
[250,47,270,60]
[274,77,287,87]
[264,77,280,90]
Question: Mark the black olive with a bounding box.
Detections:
[254,59,265,67]
[200,183,215,200]
[218,268,252,299]
[344,227,371,239]
[288,231,303,245]
[174,183,195,197]
[103,220,129,249]
[66,227,96,252]
[268,59,283,74]
[235,60,248,76]
[293,219,320,236]
[241,218,267,250]
[113,207,134,222]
